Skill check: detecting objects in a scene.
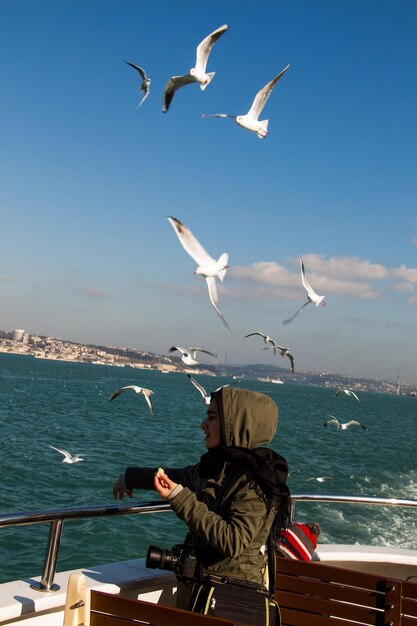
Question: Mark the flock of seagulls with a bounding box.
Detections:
[125,23,291,138]
[323,388,368,432]
[48,23,342,465]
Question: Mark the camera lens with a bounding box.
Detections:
[146,545,179,571]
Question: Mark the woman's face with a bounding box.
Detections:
[201,399,222,449]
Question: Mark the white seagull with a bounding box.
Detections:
[109,385,154,414]
[167,216,231,331]
[244,331,275,347]
[124,61,151,107]
[306,476,332,483]
[187,373,237,404]
[245,332,294,372]
[49,445,84,464]
[169,346,217,366]
[202,63,290,138]
[269,341,295,372]
[163,24,228,113]
[323,416,368,430]
[283,258,326,326]
[335,389,360,402]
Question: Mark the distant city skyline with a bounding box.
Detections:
[1,1,416,383]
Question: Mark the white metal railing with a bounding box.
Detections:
[1,494,416,592]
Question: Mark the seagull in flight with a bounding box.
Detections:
[163,24,228,113]
[124,61,151,107]
[169,346,217,366]
[109,385,154,414]
[283,258,326,326]
[269,341,295,372]
[202,63,290,138]
[306,476,332,483]
[244,331,275,347]
[335,389,360,402]
[245,332,295,372]
[167,216,231,331]
[187,373,237,404]
[49,445,84,464]
[323,416,368,430]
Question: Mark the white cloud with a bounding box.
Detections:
[226,254,417,302]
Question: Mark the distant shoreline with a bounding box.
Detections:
[1,340,416,396]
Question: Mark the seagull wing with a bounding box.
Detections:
[49,445,71,459]
[167,216,214,266]
[124,61,148,82]
[205,276,232,332]
[142,389,154,414]
[169,346,187,356]
[187,373,208,401]
[348,391,360,402]
[247,64,291,120]
[195,24,228,73]
[163,74,196,112]
[244,332,267,340]
[345,420,368,430]
[323,417,339,428]
[137,87,150,108]
[300,258,316,299]
[284,350,295,372]
[188,347,217,358]
[300,257,324,304]
[109,386,134,400]
[282,300,311,325]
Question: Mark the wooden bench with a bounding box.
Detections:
[89,589,251,626]
[275,555,417,626]
[63,574,250,626]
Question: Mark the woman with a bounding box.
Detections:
[113,386,290,626]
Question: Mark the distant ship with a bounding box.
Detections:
[257,377,284,384]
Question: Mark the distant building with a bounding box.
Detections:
[12,329,25,342]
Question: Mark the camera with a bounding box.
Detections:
[146,543,197,581]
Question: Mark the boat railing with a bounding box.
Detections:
[1,494,416,592]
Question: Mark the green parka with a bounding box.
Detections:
[124,387,288,589]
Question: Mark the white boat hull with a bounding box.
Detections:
[2,545,417,625]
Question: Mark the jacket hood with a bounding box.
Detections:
[213,386,278,448]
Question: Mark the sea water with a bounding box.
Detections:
[0,352,416,584]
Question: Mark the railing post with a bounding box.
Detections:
[30,519,63,592]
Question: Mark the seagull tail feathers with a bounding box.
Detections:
[200,72,215,90]
[257,120,269,139]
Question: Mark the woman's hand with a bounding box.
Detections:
[154,468,178,499]
[113,478,133,499]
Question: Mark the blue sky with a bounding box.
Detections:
[1,0,416,383]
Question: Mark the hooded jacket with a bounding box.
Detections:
[124,387,288,586]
